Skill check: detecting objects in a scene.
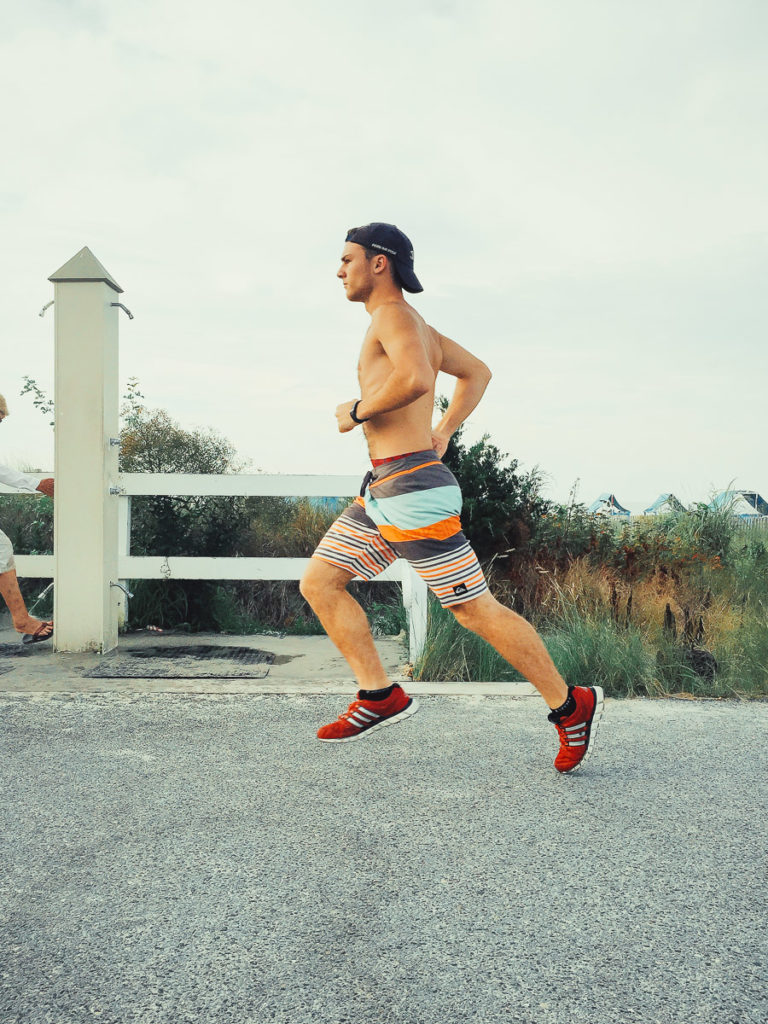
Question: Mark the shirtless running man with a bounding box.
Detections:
[299,223,603,773]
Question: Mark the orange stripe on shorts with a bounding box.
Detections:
[378,515,463,544]
[368,461,442,489]
[417,552,478,579]
[318,539,385,576]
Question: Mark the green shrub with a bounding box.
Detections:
[118,405,254,631]
[0,494,53,555]
[438,396,550,561]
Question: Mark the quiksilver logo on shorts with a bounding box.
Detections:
[453,583,468,595]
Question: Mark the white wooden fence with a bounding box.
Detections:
[737,515,768,531]
[3,473,429,662]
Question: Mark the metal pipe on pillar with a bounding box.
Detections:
[49,247,123,653]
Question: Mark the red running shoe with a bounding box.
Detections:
[317,685,419,742]
[548,685,605,774]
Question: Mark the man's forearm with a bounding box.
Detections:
[357,370,431,421]
[435,371,492,436]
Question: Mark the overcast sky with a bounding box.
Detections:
[2,0,766,512]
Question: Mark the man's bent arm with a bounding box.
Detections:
[355,307,434,421]
[357,370,430,421]
[433,331,492,440]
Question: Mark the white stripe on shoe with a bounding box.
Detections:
[347,710,380,726]
[563,686,605,774]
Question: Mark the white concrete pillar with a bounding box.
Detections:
[402,562,428,664]
[50,247,122,652]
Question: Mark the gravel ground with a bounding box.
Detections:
[1,693,766,1024]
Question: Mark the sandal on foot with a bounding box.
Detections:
[21,621,54,645]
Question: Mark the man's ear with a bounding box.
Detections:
[372,254,389,276]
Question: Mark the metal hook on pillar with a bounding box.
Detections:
[111,302,134,320]
[39,301,54,317]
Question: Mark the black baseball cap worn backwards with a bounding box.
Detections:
[345,222,423,293]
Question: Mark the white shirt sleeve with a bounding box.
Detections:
[0,461,42,493]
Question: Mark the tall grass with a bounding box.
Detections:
[415,501,768,698]
[414,595,524,684]
[542,595,659,698]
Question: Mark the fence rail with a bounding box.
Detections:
[5,473,429,662]
[7,476,767,660]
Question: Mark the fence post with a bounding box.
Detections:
[50,247,122,653]
[401,561,428,664]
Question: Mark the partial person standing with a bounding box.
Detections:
[299,224,604,773]
[0,393,54,643]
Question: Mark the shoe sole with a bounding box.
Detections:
[318,698,420,743]
[560,686,605,774]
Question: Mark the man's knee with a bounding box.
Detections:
[450,592,497,630]
[298,562,321,603]
[299,559,350,605]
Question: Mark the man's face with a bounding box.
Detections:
[337,242,375,303]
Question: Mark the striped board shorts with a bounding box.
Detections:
[312,450,488,608]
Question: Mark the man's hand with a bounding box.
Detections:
[431,429,452,460]
[36,478,54,499]
[335,401,360,433]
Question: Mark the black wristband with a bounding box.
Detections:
[349,399,368,424]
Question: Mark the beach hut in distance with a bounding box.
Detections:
[643,493,686,516]
[588,493,631,517]
[709,491,768,519]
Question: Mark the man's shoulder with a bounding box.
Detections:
[369,301,429,339]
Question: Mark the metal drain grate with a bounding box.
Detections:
[126,645,273,663]
[83,644,275,679]
[0,644,31,658]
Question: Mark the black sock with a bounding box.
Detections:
[358,683,396,701]
[549,687,576,721]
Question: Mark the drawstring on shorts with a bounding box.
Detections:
[359,470,373,498]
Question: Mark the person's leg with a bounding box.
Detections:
[449,589,604,773]
[0,568,53,637]
[300,557,418,742]
[299,558,392,690]
[449,591,568,709]
[301,495,418,742]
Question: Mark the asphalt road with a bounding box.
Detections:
[1,692,766,1024]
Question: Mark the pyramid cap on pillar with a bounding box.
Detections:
[49,246,123,294]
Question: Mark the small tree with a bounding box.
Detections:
[438,396,550,562]
[119,405,251,629]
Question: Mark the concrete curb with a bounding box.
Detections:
[0,678,537,697]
